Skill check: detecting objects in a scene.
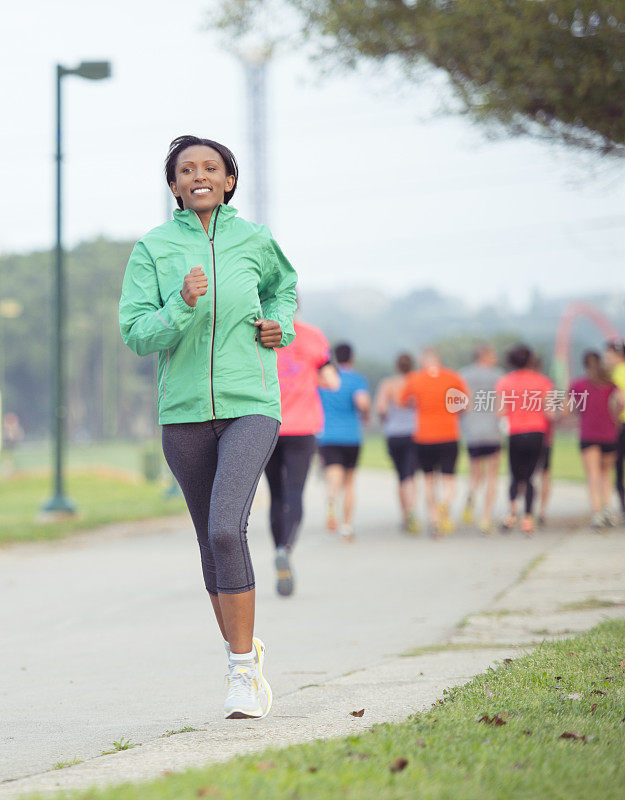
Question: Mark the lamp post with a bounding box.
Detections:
[42,61,111,516]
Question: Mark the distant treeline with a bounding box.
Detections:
[0,237,611,441]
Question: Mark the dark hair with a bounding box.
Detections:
[605,339,625,357]
[334,343,353,365]
[507,343,533,370]
[396,353,414,374]
[165,135,239,209]
[583,350,611,384]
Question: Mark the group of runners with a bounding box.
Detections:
[118,134,625,722]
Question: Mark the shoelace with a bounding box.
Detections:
[226,666,257,701]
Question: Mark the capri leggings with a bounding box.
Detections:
[162,415,280,596]
[507,431,544,515]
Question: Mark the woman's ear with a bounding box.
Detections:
[225,174,236,192]
[169,181,180,199]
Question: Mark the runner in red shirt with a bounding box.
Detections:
[264,316,339,596]
[496,344,553,536]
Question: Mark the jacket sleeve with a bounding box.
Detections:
[258,235,298,348]
[119,241,197,357]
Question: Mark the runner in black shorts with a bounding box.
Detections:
[375,353,420,534]
[318,344,371,541]
[460,346,503,534]
[416,441,458,474]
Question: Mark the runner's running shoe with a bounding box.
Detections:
[275,547,294,596]
[403,512,420,536]
[461,501,474,526]
[224,637,272,719]
[478,518,493,536]
[340,523,355,542]
[438,504,455,535]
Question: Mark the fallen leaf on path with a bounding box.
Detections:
[503,658,513,665]
[555,676,563,680]
[560,732,585,741]
[591,690,607,695]
[590,703,598,715]
[389,757,409,772]
[307,766,319,773]
[522,729,532,735]
[256,762,275,772]
[350,709,365,718]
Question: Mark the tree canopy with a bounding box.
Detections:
[214,0,625,153]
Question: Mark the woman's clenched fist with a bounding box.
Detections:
[181,266,208,307]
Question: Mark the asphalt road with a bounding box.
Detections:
[0,469,587,782]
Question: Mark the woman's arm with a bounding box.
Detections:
[258,236,298,348]
[119,242,197,357]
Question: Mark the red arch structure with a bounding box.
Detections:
[554,301,622,389]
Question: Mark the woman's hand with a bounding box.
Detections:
[181,266,208,307]
[255,318,282,348]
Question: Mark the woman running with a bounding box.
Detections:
[119,135,297,719]
[604,340,625,523]
[496,345,553,536]
[375,353,420,534]
[569,351,624,530]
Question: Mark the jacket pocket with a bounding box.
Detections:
[254,334,267,393]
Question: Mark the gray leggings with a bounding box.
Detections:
[162,415,280,596]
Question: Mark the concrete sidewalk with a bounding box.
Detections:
[1,470,623,798]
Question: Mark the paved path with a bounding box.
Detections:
[1,469,622,797]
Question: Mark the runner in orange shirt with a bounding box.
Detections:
[399,348,469,536]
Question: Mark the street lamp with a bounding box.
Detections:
[41,61,112,516]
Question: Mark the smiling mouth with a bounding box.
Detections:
[191,187,212,195]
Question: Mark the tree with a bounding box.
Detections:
[213,0,625,154]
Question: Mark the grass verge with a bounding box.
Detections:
[0,472,185,545]
[34,619,625,800]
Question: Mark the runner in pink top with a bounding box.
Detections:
[264,318,339,596]
[568,350,624,529]
[496,344,554,535]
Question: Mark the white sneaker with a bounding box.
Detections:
[224,663,263,719]
[223,637,272,719]
[339,523,355,542]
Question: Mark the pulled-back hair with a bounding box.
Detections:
[583,350,611,385]
[396,353,414,374]
[334,343,353,365]
[507,344,533,370]
[165,135,239,209]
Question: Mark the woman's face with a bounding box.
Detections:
[170,145,235,213]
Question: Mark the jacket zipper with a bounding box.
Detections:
[205,205,221,419]
[254,333,267,392]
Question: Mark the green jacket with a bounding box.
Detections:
[119,204,297,424]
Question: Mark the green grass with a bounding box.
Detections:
[101,737,137,755]
[360,432,585,483]
[51,758,82,770]
[0,471,185,545]
[34,619,625,800]
[162,727,201,738]
[558,599,621,612]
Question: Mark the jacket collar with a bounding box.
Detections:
[173,204,238,236]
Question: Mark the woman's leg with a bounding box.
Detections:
[281,435,317,549]
[484,450,500,522]
[615,427,625,515]
[209,415,279,653]
[518,434,543,516]
[600,450,617,509]
[162,421,221,620]
[264,439,286,549]
[581,446,602,513]
[508,436,521,512]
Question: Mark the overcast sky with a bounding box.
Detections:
[2,0,623,310]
